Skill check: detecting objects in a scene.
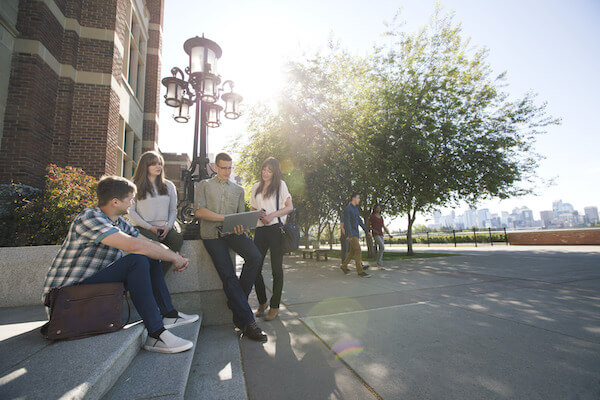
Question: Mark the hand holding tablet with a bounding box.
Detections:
[220,210,261,235]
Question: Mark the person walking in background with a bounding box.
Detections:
[341,193,372,278]
[129,151,183,275]
[369,204,392,268]
[251,157,293,321]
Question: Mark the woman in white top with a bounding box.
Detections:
[129,151,183,275]
[251,157,293,321]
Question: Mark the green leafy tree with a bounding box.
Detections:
[366,8,559,254]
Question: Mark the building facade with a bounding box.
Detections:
[0,0,164,188]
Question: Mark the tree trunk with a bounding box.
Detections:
[406,212,415,255]
[302,224,310,248]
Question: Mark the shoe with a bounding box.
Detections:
[362,265,370,270]
[255,302,268,317]
[163,311,199,329]
[358,272,371,278]
[340,265,350,275]
[242,321,268,342]
[376,263,383,267]
[143,330,193,354]
[264,307,279,321]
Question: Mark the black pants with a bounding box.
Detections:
[254,225,284,308]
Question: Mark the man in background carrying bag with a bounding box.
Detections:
[42,176,199,353]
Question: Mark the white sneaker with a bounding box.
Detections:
[143,330,193,354]
[163,311,199,329]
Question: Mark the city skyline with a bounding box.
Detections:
[426,200,599,231]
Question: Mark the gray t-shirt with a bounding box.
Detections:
[194,176,245,239]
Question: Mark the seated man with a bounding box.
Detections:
[194,152,267,342]
[43,176,199,354]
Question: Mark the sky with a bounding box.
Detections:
[158,0,600,229]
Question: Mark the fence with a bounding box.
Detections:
[371,227,509,247]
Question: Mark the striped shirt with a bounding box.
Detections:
[42,207,139,299]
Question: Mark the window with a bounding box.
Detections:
[123,1,147,104]
[117,117,141,179]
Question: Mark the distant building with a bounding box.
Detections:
[540,210,553,228]
[162,153,191,200]
[584,206,599,224]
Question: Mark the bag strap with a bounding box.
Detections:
[276,186,282,225]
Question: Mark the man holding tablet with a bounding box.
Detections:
[194,152,267,342]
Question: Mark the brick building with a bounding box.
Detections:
[0,0,164,188]
[162,152,190,199]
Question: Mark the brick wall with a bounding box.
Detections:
[0,54,59,187]
[0,0,163,188]
[508,229,600,245]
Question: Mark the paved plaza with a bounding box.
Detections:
[241,246,600,399]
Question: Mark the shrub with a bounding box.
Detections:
[11,165,97,246]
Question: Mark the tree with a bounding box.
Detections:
[366,8,559,254]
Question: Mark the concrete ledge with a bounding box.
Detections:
[165,240,231,326]
[0,245,59,307]
[508,228,600,245]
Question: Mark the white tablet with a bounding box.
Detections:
[221,210,261,235]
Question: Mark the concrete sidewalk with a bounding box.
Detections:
[241,246,600,399]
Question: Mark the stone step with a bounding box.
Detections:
[184,325,248,400]
[102,315,203,400]
[0,305,145,400]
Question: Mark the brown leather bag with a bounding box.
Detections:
[41,282,130,341]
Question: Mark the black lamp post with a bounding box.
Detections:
[162,35,242,223]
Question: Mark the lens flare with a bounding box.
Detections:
[332,338,364,358]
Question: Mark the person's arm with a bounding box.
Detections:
[340,221,345,237]
[262,197,293,224]
[359,212,370,235]
[101,231,189,271]
[383,219,391,236]
[195,207,225,222]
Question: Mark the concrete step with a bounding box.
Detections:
[0,305,145,400]
[184,325,248,400]
[103,315,203,400]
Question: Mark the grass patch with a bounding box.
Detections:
[296,249,456,261]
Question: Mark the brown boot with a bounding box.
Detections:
[264,307,279,321]
[255,302,268,317]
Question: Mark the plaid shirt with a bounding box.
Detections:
[42,207,139,299]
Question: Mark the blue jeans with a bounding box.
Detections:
[374,234,385,263]
[80,254,174,333]
[203,233,262,327]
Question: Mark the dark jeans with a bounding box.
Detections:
[254,225,284,308]
[137,222,183,275]
[80,254,174,333]
[203,233,262,328]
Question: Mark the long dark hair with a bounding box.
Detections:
[371,204,382,214]
[254,157,282,199]
[132,151,168,200]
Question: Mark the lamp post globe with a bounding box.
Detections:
[161,35,243,225]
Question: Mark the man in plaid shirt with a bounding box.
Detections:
[43,176,198,354]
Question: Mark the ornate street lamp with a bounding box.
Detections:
[162,35,243,224]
